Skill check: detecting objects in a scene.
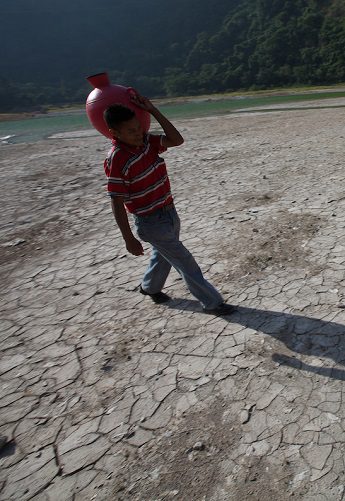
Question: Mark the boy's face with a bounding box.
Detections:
[110,117,144,147]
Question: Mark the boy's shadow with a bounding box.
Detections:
[167,298,345,381]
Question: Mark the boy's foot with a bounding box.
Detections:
[203,302,236,316]
[139,286,171,304]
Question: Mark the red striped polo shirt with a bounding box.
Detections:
[104,134,173,216]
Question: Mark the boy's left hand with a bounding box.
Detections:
[130,92,155,113]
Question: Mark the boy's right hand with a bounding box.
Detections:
[126,237,144,256]
[130,93,155,113]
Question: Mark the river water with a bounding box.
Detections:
[1,91,345,145]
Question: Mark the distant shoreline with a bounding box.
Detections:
[2,85,345,123]
[0,112,40,123]
[0,108,85,123]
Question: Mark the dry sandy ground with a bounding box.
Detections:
[1,100,345,501]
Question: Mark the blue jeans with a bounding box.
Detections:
[134,206,223,310]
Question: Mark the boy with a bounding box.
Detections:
[103,93,235,315]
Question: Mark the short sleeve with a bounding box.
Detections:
[104,151,129,199]
[147,134,167,154]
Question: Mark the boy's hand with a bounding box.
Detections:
[130,93,156,113]
[126,237,144,256]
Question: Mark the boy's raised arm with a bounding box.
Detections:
[131,94,184,148]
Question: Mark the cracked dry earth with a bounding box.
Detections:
[1,102,345,501]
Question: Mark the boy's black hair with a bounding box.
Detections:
[103,104,135,129]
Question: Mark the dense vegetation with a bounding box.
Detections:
[1,0,345,111]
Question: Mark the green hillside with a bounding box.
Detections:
[1,0,345,111]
